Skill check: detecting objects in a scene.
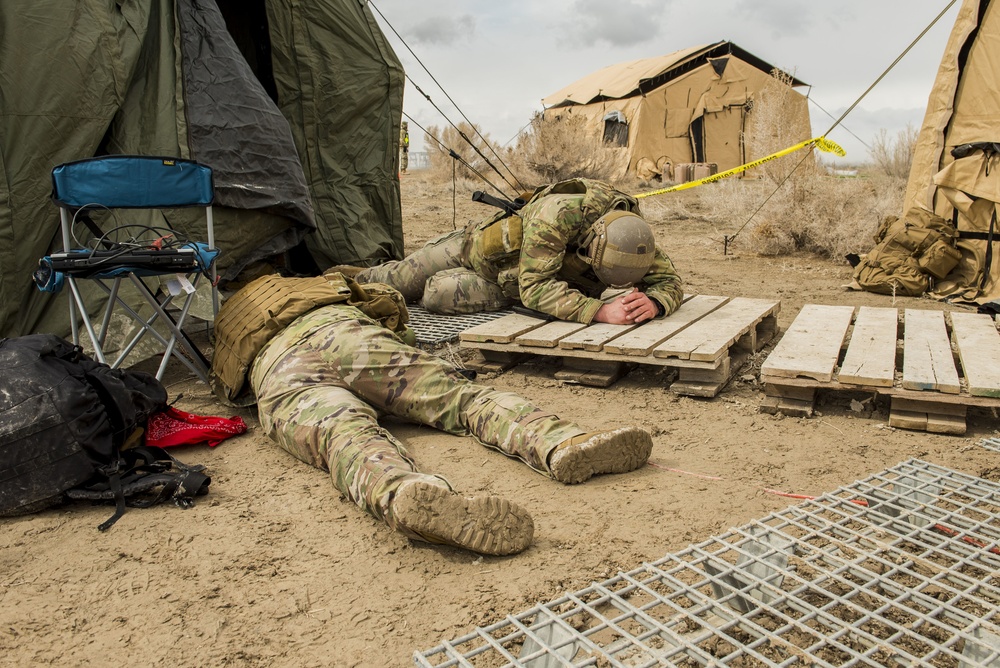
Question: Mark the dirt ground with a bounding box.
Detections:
[2,170,998,668]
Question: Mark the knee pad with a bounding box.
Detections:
[423,267,511,314]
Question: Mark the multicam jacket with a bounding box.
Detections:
[465,178,684,323]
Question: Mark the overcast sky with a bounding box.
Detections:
[368,0,962,166]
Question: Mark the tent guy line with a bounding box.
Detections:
[820,0,960,139]
[369,0,525,195]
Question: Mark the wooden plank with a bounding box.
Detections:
[750,375,1000,408]
[889,409,928,431]
[653,298,780,362]
[838,306,898,387]
[892,397,967,417]
[603,295,730,355]
[514,320,587,348]
[902,309,960,394]
[759,394,815,418]
[759,304,855,381]
[460,339,725,369]
[459,313,545,343]
[553,358,631,387]
[463,350,530,373]
[671,357,732,397]
[950,311,1000,397]
[889,397,967,435]
[764,383,817,402]
[926,413,967,435]
[558,322,637,352]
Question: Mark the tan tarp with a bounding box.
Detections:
[901,0,1000,304]
[541,42,811,180]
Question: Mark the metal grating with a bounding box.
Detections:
[407,305,514,346]
[982,438,1000,453]
[414,459,1000,667]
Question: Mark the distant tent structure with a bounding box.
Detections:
[0,0,405,339]
[900,0,1000,305]
[541,41,812,181]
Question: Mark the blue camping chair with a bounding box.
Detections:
[37,156,220,383]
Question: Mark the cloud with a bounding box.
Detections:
[408,14,477,45]
[558,0,667,48]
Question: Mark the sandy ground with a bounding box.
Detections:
[2,170,999,668]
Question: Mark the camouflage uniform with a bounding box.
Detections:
[358,178,684,323]
[400,122,409,173]
[248,304,587,539]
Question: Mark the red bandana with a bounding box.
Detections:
[146,406,247,448]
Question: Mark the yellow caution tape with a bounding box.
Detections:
[634,136,846,199]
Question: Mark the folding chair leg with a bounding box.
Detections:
[127,274,210,383]
[98,277,124,347]
[67,277,107,365]
[91,278,180,367]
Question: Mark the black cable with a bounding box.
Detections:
[727,0,959,251]
[822,0,959,137]
[404,112,512,200]
[807,97,871,151]
[404,77,522,197]
[368,0,526,195]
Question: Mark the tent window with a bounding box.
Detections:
[603,110,629,147]
[709,57,729,77]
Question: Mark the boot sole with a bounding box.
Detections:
[393,482,534,556]
[550,426,653,484]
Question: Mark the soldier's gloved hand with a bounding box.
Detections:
[594,289,657,324]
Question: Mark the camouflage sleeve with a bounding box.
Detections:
[517,197,604,323]
[641,249,684,317]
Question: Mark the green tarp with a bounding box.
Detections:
[0,0,404,337]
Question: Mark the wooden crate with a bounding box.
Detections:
[459,295,780,396]
[759,305,1000,434]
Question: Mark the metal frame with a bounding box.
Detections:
[52,157,217,382]
[415,459,1000,667]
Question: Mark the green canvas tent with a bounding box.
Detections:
[896,0,1000,304]
[0,0,405,338]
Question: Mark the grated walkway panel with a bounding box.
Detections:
[414,459,1000,667]
[408,305,514,346]
[982,438,1000,453]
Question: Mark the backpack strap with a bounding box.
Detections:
[66,445,211,530]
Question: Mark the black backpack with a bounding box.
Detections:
[0,334,210,530]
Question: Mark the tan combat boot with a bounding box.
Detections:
[548,426,653,484]
[391,481,534,556]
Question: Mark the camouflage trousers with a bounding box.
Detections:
[357,229,514,314]
[249,305,586,537]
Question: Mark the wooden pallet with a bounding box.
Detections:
[759,305,1000,434]
[459,296,781,396]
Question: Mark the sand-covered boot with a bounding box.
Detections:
[391,481,534,556]
[548,426,653,484]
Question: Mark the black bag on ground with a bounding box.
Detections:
[0,334,210,530]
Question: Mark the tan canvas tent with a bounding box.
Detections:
[541,41,811,180]
[898,0,1000,305]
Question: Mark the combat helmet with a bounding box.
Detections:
[582,209,655,287]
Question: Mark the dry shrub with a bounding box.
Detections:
[693,71,906,259]
[424,122,520,188]
[743,70,819,182]
[506,112,621,185]
[423,113,631,195]
[870,124,918,180]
